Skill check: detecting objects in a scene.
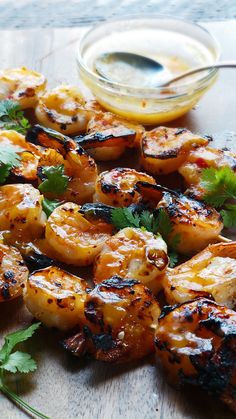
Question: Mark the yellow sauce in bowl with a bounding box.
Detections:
[77,17,220,124]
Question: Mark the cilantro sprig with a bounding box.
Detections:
[38,165,70,195]
[0,144,23,184]
[201,166,236,227]
[0,323,49,418]
[0,100,30,135]
[111,207,180,267]
[42,198,62,217]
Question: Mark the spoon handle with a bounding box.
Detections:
[162,61,236,87]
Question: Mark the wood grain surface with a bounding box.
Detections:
[0,21,236,419]
[0,0,235,28]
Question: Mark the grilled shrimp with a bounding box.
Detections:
[75,112,144,161]
[94,167,156,207]
[179,146,236,186]
[63,276,160,363]
[140,127,209,175]
[0,184,46,241]
[179,146,236,198]
[163,242,236,308]
[0,130,41,181]
[24,266,87,330]
[0,243,28,302]
[35,85,94,135]
[0,67,46,109]
[94,227,168,294]
[45,202,113,266]
[27,125,98,204]
[157,192,223,254]
[155,298,236,412]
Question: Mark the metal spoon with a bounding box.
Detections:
[95,52,236,87]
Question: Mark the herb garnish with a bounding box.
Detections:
[0,100,30,135]
[42,198,62,217]
[0,144,23,184]
[38,165,69,195]
[0,323,49,418]
[201,166,236,227]
[111,207,180,267]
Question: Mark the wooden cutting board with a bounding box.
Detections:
[1,21,236,419]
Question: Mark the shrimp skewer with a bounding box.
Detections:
[156,192,224,254]
[0,243,28,302]
[155,298,236,412]
[63,276,160,363]
[163,242,236,308]
[94,227,168,294]
[0,67,46,109]
[0,130,42,181]
[27,125,98,204]
[35,85,94,135]
[140,126,209,175]
[179,146,236,199]
[94,167,156,207]
[24,266,87,330]
[76,111,144,161]
[0,184,46,241]
[45,202,113,266]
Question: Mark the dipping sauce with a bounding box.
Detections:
[85,29,212,87]
[77,17,220,124]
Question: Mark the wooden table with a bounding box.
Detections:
[1,21,236,419]
[0,0,235,28]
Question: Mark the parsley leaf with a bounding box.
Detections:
[0,144,23,184]
[155,208,172,238]
[0,100,31,135]
[111,207,180,267]
[201,166,236,207]
[42,198,62,217]
[220,204,236,228]
[168,251,179,268]
[0,144,22,167]
[1,351,37,374]
[200,167,236,228]
[0,322,40,363]
[111,207,140,229]
[38,165,69,195]
[0,164,11,183]
[0,323,48,418]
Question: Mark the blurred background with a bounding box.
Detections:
[0,0,235,28]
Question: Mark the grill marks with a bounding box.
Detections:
[155,298,236,412]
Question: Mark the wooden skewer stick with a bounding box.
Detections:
[217,235,232,243]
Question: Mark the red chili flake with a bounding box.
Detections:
[195,158,209,169]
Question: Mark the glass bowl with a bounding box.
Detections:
[76,15,220,124]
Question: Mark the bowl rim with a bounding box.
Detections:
[76,14,221,95]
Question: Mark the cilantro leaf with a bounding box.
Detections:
[111,207,140,229]
[220,204,236,228]
[155,208,172,239]
[38,165,69,195]
[0,100,31,134]
[0,322,40,363]
[0,144,23,184]
[0,144,22,167]
[171,233,181,250]
[0,323,48,418]
[0,100,20,118]
[201,166,236,207]
[1,351,37,374]
[110,206,180,266]
[139,210,155,233]
[0,164,11,183]
[42,198,62,217]
[200,167,236,228]
[168,251,179,268]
